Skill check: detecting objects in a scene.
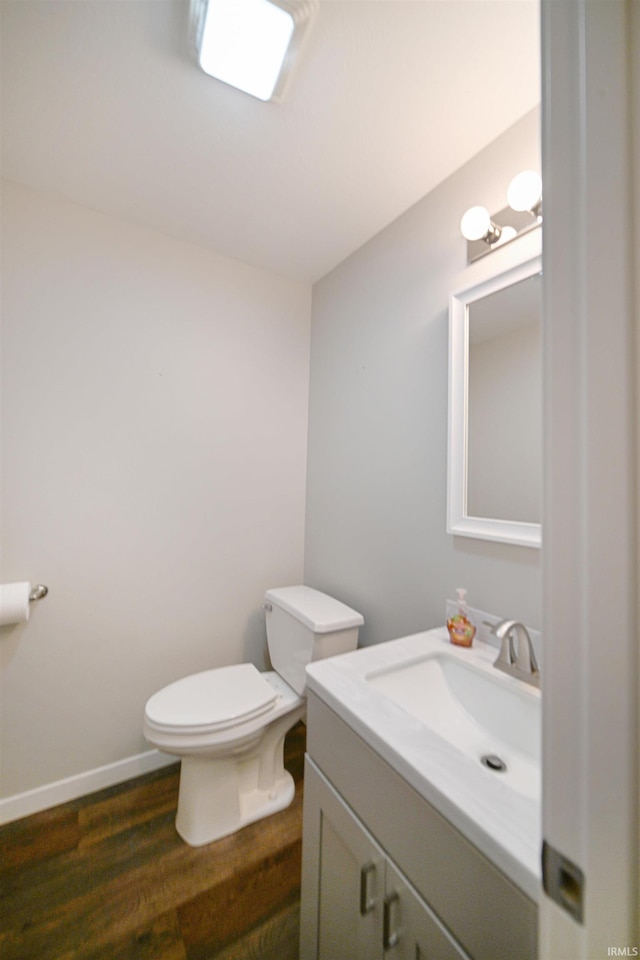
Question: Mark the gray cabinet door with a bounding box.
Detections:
[302,757,384,960]
[384,859,470,960]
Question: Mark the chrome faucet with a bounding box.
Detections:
[483,619,540,688]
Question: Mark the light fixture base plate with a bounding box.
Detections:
[466,205,541,264]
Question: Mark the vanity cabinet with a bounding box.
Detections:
[304,756,469,959]
[300,690,538,960]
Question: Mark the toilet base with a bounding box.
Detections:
[174,705,304,846]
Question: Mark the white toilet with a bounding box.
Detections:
[143,585,363,846]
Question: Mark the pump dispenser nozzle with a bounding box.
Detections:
[456,587,469,615]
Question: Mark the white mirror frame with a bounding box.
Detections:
[447,253,542,548]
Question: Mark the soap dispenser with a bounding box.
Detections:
[447,588,476,647]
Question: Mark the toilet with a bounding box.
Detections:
[143,585,363,846]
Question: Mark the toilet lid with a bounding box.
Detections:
[145,663,278,733]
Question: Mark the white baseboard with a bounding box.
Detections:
[0,749,177,826]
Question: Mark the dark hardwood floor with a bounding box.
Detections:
[0,723,305,960]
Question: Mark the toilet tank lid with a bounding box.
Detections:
[265,586,364,633]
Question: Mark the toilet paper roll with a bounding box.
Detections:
[0,582,31,626]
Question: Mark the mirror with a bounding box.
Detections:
[447,254,542,547]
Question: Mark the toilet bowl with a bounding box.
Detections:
[143,586,363,846]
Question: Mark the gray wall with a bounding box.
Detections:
[304,109,542,646]
[0,181,310,799]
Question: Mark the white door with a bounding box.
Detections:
[541,0,639,955]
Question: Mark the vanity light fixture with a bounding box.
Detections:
[190,0,317,102]
[460,170,543,264]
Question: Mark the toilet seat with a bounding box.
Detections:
[144,663,278,736]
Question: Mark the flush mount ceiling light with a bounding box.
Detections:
[460,170,543,264]
[190,0,317,102]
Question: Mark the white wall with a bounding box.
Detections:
[304,109,542,646]
[0,180,310,803]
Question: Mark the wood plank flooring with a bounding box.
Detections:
[0,723,305,960]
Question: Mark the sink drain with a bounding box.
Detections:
[480,754,508,773]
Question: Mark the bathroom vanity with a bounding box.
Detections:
[300,628,540,960]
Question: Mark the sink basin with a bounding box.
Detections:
[366,652,540,799]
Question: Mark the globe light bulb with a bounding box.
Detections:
[507,171,542,214]
[460,206,492,242]
[496,225,517,246]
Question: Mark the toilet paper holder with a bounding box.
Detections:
[29,584,48,602]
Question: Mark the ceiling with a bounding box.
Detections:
[0,0,540,284]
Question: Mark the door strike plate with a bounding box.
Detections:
[542,840,585,924]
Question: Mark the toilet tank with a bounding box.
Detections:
[264,586,364,696]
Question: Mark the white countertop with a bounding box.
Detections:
[306,627,542,902]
